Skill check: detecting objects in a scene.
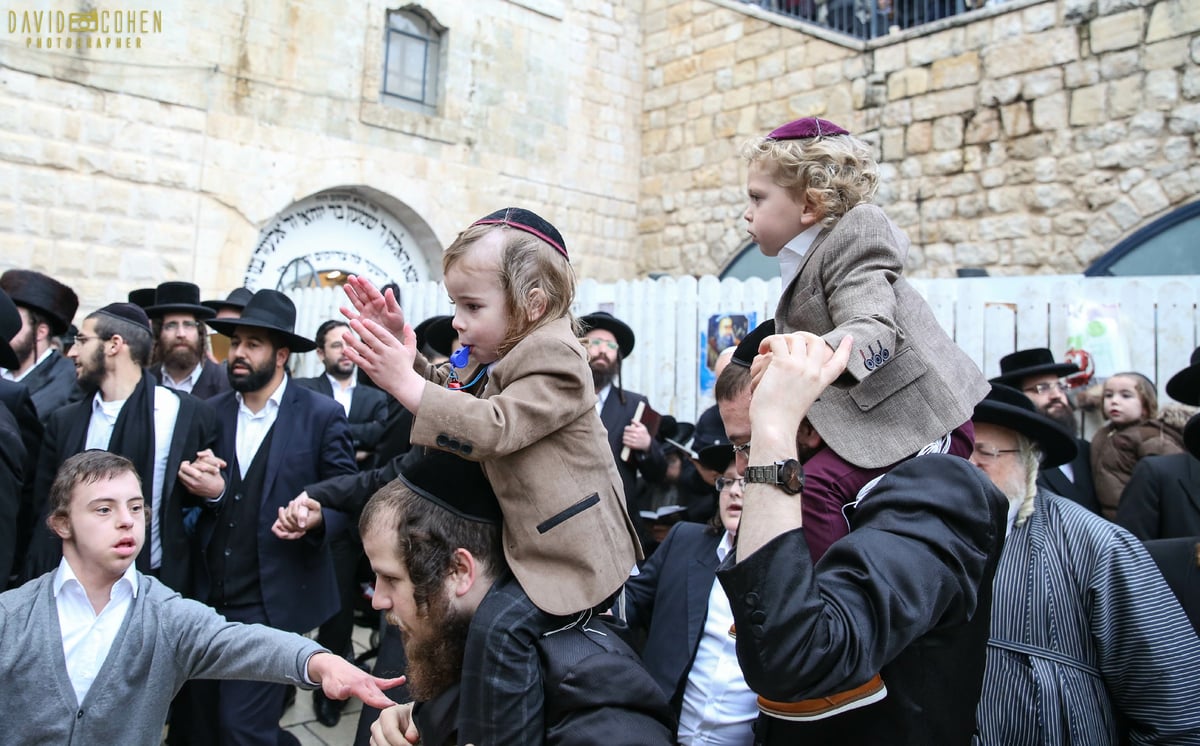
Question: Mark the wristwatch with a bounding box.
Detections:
[744,459,804,495]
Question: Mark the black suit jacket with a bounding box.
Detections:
[1037,437,1100,515]
[153,359,231,401]
[19,351,79,424]
[0,380,41,583]
[25,387,220,595]
[622,522,723,709]
[1117,453,1200,540]
[599,388,667,509]
[0,403,26,584]
[197,380,356,633]
[294,375,389,465]
[716,455,1007,745]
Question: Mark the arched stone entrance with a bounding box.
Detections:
[243,186,441,291]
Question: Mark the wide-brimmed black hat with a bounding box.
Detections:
[398,450,501,524]
[1166,347,1200,406]
[201,287,254,315]
[656,415,696,455]
[990,348,1079,387]
[145,281,217,320]
[972,383,1078,468]
[207,290,315,352]
[579,311,635,359]
[127,288,157,309]
[730,319,775,369]
[0,270,79,336]
[0,289,22,369]
[414,315,458,358]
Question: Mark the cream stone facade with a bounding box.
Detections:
[0,0,1196,313]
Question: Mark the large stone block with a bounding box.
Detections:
[931,52,981,91]
[983,28,1078,78]
[1147,0,1200,43]
[1070,84,1107,125]
[889,68,929,100]
[1090,9,1144,54]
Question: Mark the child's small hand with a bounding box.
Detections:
[342,275,406,339]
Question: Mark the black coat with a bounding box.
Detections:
[0,403,26,584]
[1037,436,1101,514]
[598,388,667,513]
[1117,453,1200,540]
[294,375,389,466]
[716,455,1007,745]
[19,351,78,424]
[0,380,41,584]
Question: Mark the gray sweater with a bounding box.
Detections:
[0,571,325,745]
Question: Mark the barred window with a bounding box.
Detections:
[383,9,442,110]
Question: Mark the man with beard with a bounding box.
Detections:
[293,319,388,727]
[196,289,357,745]
[21,302,224,593]
[991,348,1100,514]
[360,450,674,746]
[579,312,667,532]
[0,269,81,424]
[971,383,1200,745]
[146,281,231,400]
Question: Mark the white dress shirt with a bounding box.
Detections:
[595,383,612,416]
[777,224,824,289]
[326,371,356,417]
[677,531,758,746]
[54,557,139,706]
[236,376,287,477]
[160,361,203,394]
[1,347,53,381]
[83,387,180,569]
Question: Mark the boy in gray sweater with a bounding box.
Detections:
[0,450,404,745]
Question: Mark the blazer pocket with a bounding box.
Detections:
[847,348,926,411]
[537,493,600,534]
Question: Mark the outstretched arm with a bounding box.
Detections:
[307,651,406,710]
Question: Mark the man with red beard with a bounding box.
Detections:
[146,282,231,401]
[990,348,1100,514]
[21,302,224,594]
[360,450,674,746]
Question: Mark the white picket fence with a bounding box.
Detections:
[288,274,1200,426]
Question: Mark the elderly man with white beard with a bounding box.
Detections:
[970,383,1200,745]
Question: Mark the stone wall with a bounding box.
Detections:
[0,0,646,311]
[639,0,1200,277]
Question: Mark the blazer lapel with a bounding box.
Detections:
[162,396,191,503]
[261,385,298,504]
[1182,457,1200,518]
[685,535,721,650]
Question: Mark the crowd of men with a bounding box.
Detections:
[1,267,1198,745]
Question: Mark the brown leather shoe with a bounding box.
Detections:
[757,673,887,721]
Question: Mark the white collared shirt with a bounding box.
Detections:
[54,557,139,706]
[677,531,758,746]
[1,347,53,381]
[161,361,203,394]
[326,370,356,417]
[235,376,287,477]
[595,383,612,416]
[777,224,824,289]
[84,387,180,569]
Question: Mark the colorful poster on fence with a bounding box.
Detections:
[1066,301,1130,378]
[699,312,755,395]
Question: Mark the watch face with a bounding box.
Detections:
[780,460,804,494]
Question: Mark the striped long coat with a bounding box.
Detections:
[976,489,1200,745]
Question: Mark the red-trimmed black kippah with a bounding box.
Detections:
[767,117,850,141]
[471,207,568,260]
[94,302,151,334]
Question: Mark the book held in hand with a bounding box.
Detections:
[620,400,662,462]
[638,504,689,525]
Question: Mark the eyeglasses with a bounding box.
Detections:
[715,476,746,492]
[1022,381,1067,396]
[973,443,1021,460]
[731,441,751,457]
[583,338,619,352]
[163,320,200,333]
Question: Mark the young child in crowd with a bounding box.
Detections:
[1091,371,1186,519]
[738,117,991,719]
[0,450,401,745]
[280,207,642,744]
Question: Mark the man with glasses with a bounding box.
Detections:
[991,348,1100,514]
[146,282,231,400]
[971,383,1200,744]
[580,311,668,543]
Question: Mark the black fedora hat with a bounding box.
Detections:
[990,348,1079,387]
[127,288,157,309]
[579,311,635,359]
[0,269,79,336]
[656,415,696,454]
[201,287,254,315]
[398,450,501,524]
[1166,347,1200,406]
[414,315,458,358]
[730,319,775,369]
[0,289,22,369]
[207,290,316,352]
[145,282,216,320]
[972,383,1078,468]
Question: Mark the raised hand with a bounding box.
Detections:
[342,275,406,338]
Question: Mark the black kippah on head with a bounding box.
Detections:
[398,450,502,524]
[471,207,568,260]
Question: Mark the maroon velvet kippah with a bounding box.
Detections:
[471,207,569,260]
[94,302,151,333]
[767,117,850,141]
